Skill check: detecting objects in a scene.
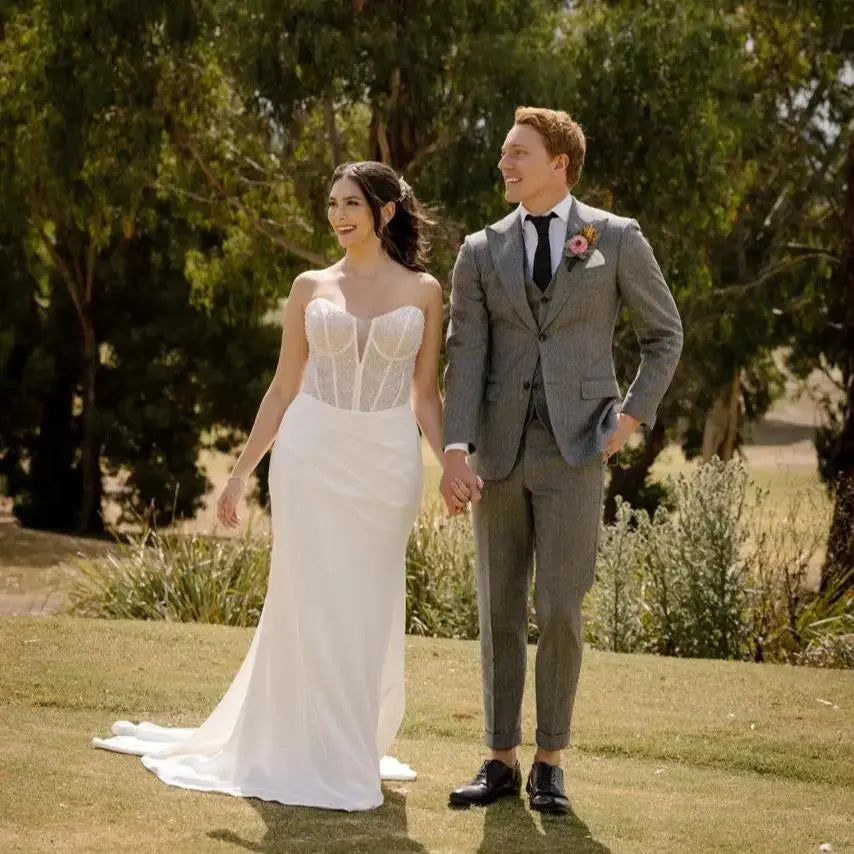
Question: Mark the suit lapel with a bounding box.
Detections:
[542,199,609,329]
[486,212,538,333]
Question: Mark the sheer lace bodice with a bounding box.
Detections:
[302,297,425,411]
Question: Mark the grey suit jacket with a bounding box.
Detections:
[444,197,683,480]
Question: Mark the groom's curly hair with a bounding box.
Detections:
[515,106,586,189]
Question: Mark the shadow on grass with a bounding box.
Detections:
[208,787,427,853]
[477,797,612,854]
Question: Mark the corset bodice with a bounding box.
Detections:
[301,297,425,411]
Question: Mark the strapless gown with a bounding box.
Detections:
[93,297,426,811]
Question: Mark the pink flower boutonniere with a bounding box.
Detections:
[565,224,600,267]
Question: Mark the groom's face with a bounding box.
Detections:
[498,124,566,206]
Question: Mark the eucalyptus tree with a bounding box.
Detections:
[0,1,281,529]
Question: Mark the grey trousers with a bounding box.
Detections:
[472,418,604,751]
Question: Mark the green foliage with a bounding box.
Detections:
[66,504,481,639]
[405,500,479,639]
[587,458,850,668]
[66,527,270,626]
[645,459,755,658]
[1,0,850,553]
[571,0,853,511]
[747,489,834,661]
[0,1,285,527]
[0,0,572,531]
[796,623,854,669]
[584,499,647,653]
[65,464,848,670]
[684,1,851,456]
[792,572,854,669]
[589,460,761,660]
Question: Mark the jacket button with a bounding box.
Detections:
[541,296,550,304]
[538,333,547,342]
[523,380,531,390]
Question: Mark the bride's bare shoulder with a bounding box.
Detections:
[289,266,340,307]
[411,270,443,313]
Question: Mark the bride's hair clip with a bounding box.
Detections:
[398,178,411,202]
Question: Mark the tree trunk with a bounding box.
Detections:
[369,111,392,165]
[324,97,343,167]
[51,223,104,533]
[821,133,854,594]
[368,67,427,170]
[13,295,78,530]
[701,370,741,461]
[77,310,103,532]
[603,420,668,524]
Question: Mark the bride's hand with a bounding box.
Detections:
[216,476,246,529]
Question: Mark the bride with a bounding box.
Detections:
[93,161,458,811]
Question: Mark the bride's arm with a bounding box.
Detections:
[411,277,445,467]
[216,275,312,526]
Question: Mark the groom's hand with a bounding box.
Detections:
[440,450,482,515]
[602,413,641,462]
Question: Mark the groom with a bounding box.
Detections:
[441,107,682,813]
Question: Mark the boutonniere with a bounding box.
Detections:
[565,224,600,267]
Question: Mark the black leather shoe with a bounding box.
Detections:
[526,762,570,814]
[449,759,522,808]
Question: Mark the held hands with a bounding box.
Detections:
[602,413,641,462]
[216,476,246,529]
[440,451,483,515]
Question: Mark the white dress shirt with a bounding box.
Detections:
[444,195,574,454]
[519,193,573,280]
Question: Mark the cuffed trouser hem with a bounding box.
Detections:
[486,729,522,750]
[535,729,570,751]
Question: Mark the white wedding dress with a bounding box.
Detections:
[93,297,426,811]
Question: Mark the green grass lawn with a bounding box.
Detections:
[1,617,851,853]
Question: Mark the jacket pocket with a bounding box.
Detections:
[580,379,620,399]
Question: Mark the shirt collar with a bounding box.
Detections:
[518,193,573,225]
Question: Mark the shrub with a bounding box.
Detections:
[587,459,757,660]
[642,458,755,659]
[796,625,854,669]
[586,457,850,669]
[746,491,830,662]
[66,460,850,670]
[584,499,648,653]
[792,572,854,669]
[67,503,482,639]
[405,499,479,639]
[66,527,270,626]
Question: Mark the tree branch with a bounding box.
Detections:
[85,224,98,306]
[173,130,329,267]
[30,218,87,330]
[703,252,838,301]
[324,96,343,167]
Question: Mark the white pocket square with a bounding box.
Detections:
[584,249,606,269]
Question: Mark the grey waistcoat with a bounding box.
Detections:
[524,268,556,436]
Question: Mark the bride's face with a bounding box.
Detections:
[328,177,377,249]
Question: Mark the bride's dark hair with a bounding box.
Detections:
[330,161,433,272]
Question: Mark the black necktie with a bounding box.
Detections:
[526,213,556,291]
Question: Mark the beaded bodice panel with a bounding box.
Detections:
[301,297,425,411]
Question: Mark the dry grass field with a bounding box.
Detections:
[1,617,852,853]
